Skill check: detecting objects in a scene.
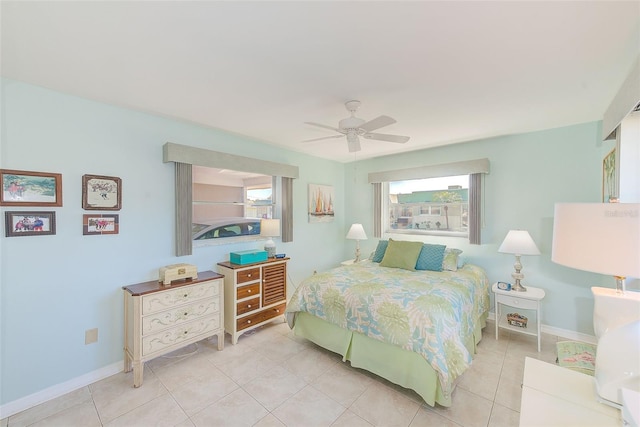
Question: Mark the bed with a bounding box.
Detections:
[285,241,490,407]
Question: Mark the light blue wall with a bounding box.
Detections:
[0,78,625,408]
[345,122,619,339]
[0,80,349,406]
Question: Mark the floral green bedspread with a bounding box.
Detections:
[286,260,490,393]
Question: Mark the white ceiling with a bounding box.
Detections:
[2,1,639,163]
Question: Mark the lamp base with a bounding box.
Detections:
[511,256,527,291]
[511,279,527,292]
[264,240,276,258]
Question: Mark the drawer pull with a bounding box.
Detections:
[247,320,252,324]
[275,309,279,313]
[183,294,188,298]
[184,331,188,335]
[184,312,188,316]
[247,304,252,308]
[247,289,252,293]
[247,273,252,277]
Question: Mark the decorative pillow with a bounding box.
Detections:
[371,240,389,263]
[415,244,446,271]
[380,239,423,271]
[442,248,463,271]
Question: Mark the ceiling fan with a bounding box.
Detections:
[303,100,410,152]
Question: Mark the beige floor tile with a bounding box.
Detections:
[242,366,307,411]
[410,406,463,427]
[456,356,501,401]
[488,403,520,427]
[312,362,373,407]
[7,387,92,427]
[350,382,420,427]
[104,394,188,427]
[91,370,168,424]
[152,352,218,391]
[30,401,101,427]
[330,409,374,427]
[426,387,493,427]
[271,385,346,427]
[253,413,286,427]
[282,345,339,383]
[216,351,278,386]
[254,333,308,363]
[495,375,523,412]
[169,366,239,416]
[190,388,268,427]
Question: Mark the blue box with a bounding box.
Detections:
[230,250,268,265]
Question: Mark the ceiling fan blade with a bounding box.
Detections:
[301,135,344,143]
[362,133,410,143]
[359,115,396,132]
[304,122,343,133]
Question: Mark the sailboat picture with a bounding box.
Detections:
[308,184,335,223]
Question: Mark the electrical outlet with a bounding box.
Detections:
[85,328,98,345]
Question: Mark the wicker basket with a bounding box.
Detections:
[507,313,528,328]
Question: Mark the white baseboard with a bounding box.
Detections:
[486,312,596,344]
[0,361,123,419]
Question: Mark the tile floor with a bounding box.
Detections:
[2,319,562,427]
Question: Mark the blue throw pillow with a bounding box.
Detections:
[415,244,446,271]
[371,240,389,262]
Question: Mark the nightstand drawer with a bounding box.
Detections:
[237,283,260,299]
[237,268,260,284]
[142,299,219,334]
[236,302,286,331]
[237,297,260,315]
[496,293,538,310]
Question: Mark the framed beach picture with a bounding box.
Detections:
[0,169,62,207]
[82,174,122,210]
[602,148,617,202]
[5,211,56,237]
[308,184,335,223]
[83,214,119,235]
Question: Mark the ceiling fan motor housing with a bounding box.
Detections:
[339,116,365,131]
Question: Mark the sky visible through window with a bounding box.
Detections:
[389,175,468,194]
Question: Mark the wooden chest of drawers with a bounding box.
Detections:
[217,258,288,344]
[122,271,224,387]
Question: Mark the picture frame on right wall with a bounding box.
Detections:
[602,147,617,202]
[82,174,122,210]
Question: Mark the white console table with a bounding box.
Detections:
[520,357,621,426]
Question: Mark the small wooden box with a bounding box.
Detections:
[159,263,198,285]
[507,313,528,328]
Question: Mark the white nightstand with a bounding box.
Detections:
[492,283,545,351]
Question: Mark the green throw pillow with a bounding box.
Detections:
[380,239,424,271]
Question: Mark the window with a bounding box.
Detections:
[385,175,469,237]
[369,158,489,244]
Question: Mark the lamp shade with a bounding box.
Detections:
[498,230,540,256]
[552,203,640,278]
[260,218,280,238]
[346,223,367,240]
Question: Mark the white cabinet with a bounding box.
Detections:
[217,258,288,344]
[492,283,545,351]
[123,271,224,387]
[520,357,621,426]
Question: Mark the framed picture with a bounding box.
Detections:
[602,148,617,202]
[82,174,122,210]
[0,169,62,207]
[5,211,56,237]
[308,183,335,223]
[83,214,119,235]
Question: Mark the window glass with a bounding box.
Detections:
[385,174,469,237]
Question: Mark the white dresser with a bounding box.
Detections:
[520,357,621,426]
[122,271,224,387]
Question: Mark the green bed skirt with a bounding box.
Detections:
[291,311,487,407]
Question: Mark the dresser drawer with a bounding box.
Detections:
[236,303,286,331]
[142,298,220,334]
[237,268,260,284]
[496,294,538,310]
[237,283,260,300]
[142,282,218,315]
[237,297,260,315]
[142,315,220,356]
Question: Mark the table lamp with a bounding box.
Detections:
[551,203,640,294]
[260,218,280,258]
[498,230,541,292]
[346,223,367,263]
